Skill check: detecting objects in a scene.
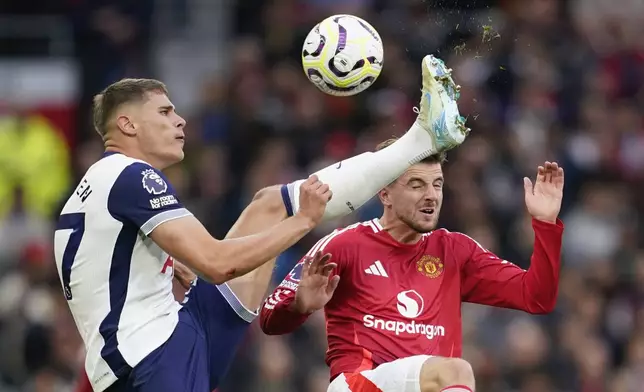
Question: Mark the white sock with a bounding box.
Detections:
[281,122,436,220]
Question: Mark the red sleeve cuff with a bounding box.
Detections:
[532,217,564,232]
[275,296,312,324]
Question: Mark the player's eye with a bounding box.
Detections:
[160,110,169,115]
[409,182,425,190]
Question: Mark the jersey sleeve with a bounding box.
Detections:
[108,162,192,235]
[457,218,564,314]
[259,231,348,335]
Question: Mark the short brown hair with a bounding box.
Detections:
[92,78,169,138]
[375,138,447,165]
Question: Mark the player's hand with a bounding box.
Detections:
[291,251,340,314]
[296,175,332,226]
[523,161,564,224]
[173,260,197,290]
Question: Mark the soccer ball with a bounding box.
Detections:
[302,14,384,97]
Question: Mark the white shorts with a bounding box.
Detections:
[328,355,432,392]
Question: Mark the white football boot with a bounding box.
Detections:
[413,54,470,152]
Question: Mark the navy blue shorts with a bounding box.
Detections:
[106,280,255,392]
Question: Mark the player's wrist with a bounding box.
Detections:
[290,295,316,315]
[287,300,304,314]
[292,212,317,231]
[532,215,557,224]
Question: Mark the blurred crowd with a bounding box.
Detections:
[1,0,644,391]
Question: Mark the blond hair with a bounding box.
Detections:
[92,78,169,139]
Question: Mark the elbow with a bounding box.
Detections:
[259,324,289,336]
[528,305,555,315]
[206,273,228,286]
[526,297,557,315]
[203,266,236,285]
[258,312,278,335]
[260,325,281,336]
[201,241,241,285]
[524,272,559,315]
[541,298,557,314]
[194,256,235,285]
[258,305,293,336]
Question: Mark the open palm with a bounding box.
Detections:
[523,161,564,223]
[292,251,339,314]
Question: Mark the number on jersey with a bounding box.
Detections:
[56,213,86,300]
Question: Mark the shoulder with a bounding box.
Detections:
[84,153,153,185]
[101,154,178,213]
[425,228,482,252]
[423,227,456,242]
[307,219,379,254]
[66,154,155,204]
[101,156,171,197]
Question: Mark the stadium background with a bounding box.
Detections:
[1,0,643,391]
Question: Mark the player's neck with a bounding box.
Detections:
[378,215,423,245]
[104,142,162,169]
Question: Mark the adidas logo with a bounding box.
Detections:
[364,260,388,277]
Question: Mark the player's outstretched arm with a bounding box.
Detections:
[460,162,565,314]
[109,162,331,285]
[151,176,332,284]
[261,247,341,335]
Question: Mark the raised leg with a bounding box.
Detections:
[224,186,288,311]
[224,54,469,311]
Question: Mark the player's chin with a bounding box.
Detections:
[165,149,185,165]
[411,219,437,234]
[172,144,185,159]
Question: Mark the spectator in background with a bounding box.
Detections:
[0,110,71,271]
[68,0,155,146]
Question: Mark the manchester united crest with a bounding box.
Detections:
[416,255,444,278]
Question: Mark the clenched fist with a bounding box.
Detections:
[296,175,333,227]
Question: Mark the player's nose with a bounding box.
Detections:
[424,186,439,201]
[175,115,186,128]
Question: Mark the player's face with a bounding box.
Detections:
[386,162,443,233]
[135,92,186,168]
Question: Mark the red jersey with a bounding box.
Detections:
[259,218,563,380]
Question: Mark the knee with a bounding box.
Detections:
[419,357,475,392]
[251,185,287,215]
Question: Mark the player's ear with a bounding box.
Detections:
[378,188,392,207]
[115,115,136,137]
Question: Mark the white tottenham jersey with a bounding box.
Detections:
[54,152,189,392]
